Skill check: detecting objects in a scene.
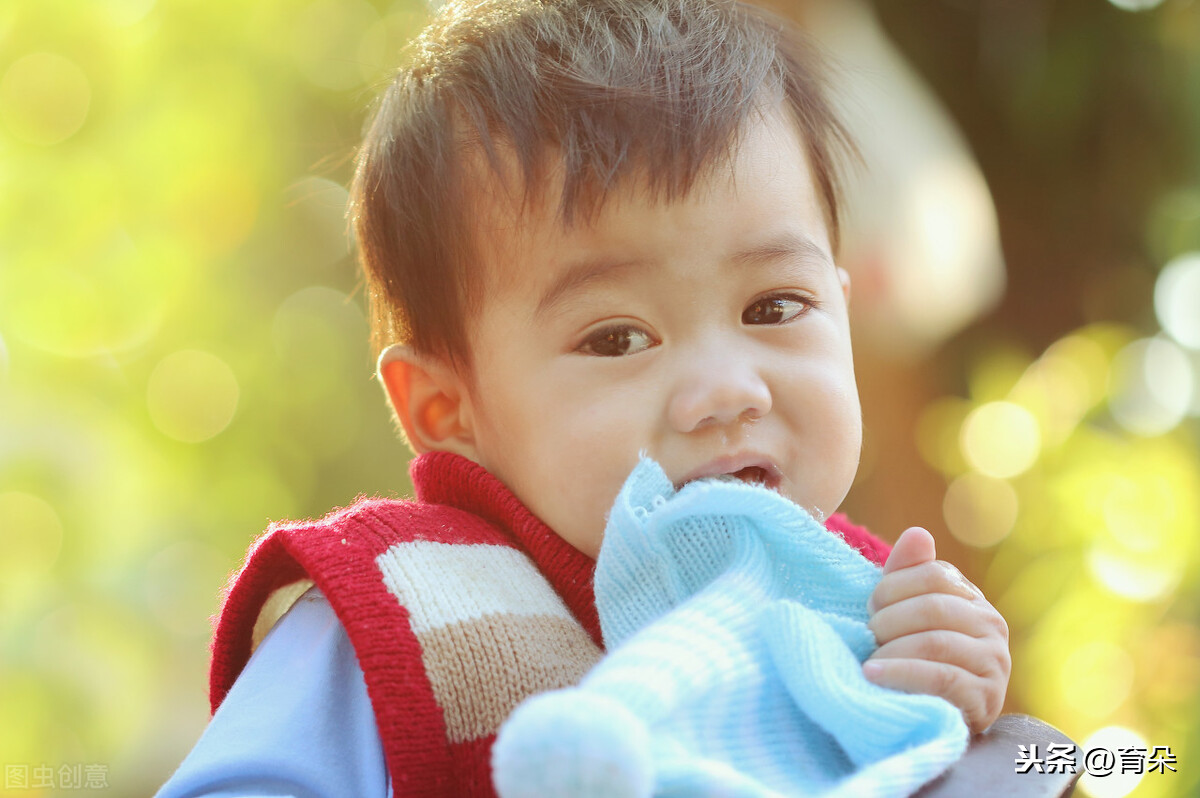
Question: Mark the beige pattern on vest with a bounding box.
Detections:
[376,541,603,743]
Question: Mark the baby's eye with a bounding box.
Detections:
[577,325,658,357]
[742,294,814,325]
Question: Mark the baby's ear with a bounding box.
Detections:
[376,344,478,459]
[838,266,852,307]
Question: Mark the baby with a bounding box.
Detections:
[157,0,1010,795]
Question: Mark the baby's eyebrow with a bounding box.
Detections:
[535,255,646,320]
[729,231,835,271]
[534,231,833,320]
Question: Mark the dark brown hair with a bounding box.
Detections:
[350,0,855,370]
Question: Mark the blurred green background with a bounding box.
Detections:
[0,0,1197,796]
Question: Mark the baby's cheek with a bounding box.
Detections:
[526,459,621,559]
[822,391,863,504]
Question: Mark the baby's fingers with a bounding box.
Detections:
[869,630,1008,682]
[861,657,996,735]
[868,560,981,614]
[869,593,1003,644]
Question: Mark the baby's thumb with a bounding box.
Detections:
[881,526,937,575]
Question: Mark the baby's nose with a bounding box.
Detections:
[667,357,772,433]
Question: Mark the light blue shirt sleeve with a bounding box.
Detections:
[156,588,391,798]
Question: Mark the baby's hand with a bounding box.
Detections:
[862,527,1010,735]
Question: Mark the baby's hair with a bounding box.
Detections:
[350,0,855,371]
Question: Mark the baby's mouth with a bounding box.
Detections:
[729,466,770,486]
[674,455,784,492]
[688,465,781,491]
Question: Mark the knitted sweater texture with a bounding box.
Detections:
[209,452,891,796]
[494,459,966,797]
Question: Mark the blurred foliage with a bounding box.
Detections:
[0,0,425,794]
[872,2,1200,796]
[0,0,1198,796]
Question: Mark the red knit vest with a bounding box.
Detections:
[209,452,890,796]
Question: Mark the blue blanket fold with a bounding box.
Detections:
[493,458,968,798]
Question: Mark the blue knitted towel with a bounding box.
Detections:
[492,458,968,797]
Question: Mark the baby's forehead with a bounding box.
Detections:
[462,155,680,299]
[460,110,820,293]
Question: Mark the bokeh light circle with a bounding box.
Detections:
[915,397,970,475]
[1190,347,1200,416]
[1059,640,1134,720]
[146,350,240,443]
[283,177,353,269]
[942,472,1019,547]
[1077,726,1147,798]
[145,541,232,636]
[0,52,91,145]
[0,492,65,581]
[1154,252,1200,350]
[1105,0,1166,10]
[1108,337,1194,436]
[1087,546,1181,603]
[959,401,1041,478]
[291,0,381,91]
[104,0,158,27]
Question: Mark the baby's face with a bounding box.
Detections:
[460,108,861,557]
